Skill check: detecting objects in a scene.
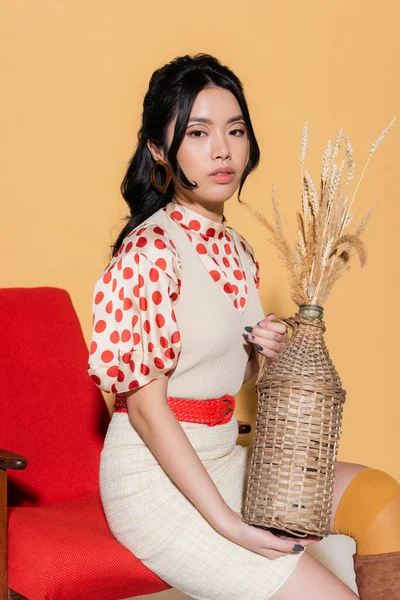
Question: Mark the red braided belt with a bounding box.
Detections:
[114,392,236,426]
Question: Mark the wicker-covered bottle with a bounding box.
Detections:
[242,304,346,538]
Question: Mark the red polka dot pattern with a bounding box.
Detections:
[237,235,260,290]
[164,199,260,305]
[87,222,183,394]
[88,200,260,396]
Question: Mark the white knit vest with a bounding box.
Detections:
[150,208,265,399]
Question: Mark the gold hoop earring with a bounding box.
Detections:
[151,159,173,193]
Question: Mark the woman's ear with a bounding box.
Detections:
[146,139,164,162]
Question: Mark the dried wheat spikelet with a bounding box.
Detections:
[241,117,396,307]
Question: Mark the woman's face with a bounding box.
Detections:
[164,86,250,212]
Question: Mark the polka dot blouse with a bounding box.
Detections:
[87,198,260,395]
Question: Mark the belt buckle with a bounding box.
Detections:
[213,395,235,426]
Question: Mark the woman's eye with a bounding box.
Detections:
[187,128,246,138]
[187,130,206,137]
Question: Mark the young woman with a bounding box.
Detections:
[88,53,400,600]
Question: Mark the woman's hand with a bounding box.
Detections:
[216,508,322,560]
[244,312,289,363]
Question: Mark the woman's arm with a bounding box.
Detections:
[242,346,261,385]
[125,376,233,533]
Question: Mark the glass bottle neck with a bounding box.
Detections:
[298,304,324,319]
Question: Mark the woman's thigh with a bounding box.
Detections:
[269,552,358,599]
[270,460,368,598]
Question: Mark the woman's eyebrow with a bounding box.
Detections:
[187,115,245,125]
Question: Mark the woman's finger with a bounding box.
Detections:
[245,332,286,356]
[254,328,288,345]
[247,324,286,344]
[258,313,276,324]
[261,531,305,553]
[258,320,288,335]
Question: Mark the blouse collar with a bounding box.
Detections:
[165,198,227,239]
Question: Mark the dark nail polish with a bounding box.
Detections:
[292,544,305,552]
[256,345,263,351]
[244,326,253,332]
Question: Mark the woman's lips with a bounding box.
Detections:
[209,172,235,183]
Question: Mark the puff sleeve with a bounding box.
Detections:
[235,231,260,290]
[87,229,183,394]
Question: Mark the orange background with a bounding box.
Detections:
[2,0,399,484]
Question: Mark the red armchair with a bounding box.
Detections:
[0,287,251,600]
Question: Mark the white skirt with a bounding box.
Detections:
[99,412,305,600]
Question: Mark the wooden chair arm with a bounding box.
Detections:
[237,420,251,434]
[0,449,27,471]
[8,589,28,600]
[0,449,27,600]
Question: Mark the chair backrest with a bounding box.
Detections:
[0,287,110,507]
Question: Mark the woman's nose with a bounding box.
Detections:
[210,133,231,159]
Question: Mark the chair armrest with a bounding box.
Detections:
[0,448,27,470]
[9,590,29,600]
[237,420,251,434]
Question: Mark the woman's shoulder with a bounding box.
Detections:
[104,214,182,278]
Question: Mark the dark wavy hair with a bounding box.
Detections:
[110,53,260,259]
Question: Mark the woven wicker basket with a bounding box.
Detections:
[242,303,346,538]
